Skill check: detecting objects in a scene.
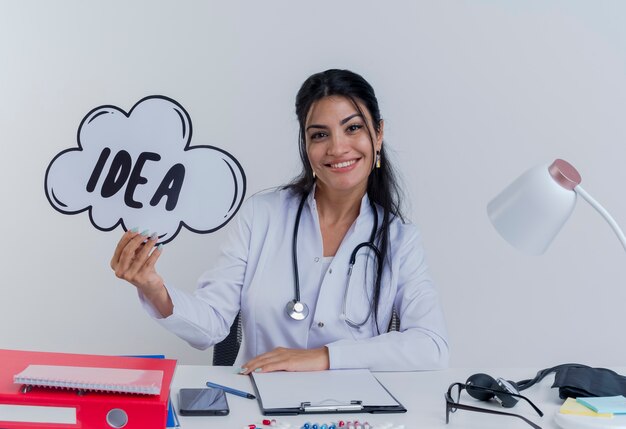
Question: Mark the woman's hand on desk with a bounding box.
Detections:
[241,347,330,374]
[110,230,173,317]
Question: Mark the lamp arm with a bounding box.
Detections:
[574,185,626,252]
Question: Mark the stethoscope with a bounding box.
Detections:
[285,191,382,328]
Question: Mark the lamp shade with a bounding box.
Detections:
[487,160,582,255]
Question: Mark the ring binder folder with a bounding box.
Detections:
[301,400,364,413]
[0,349,176,429]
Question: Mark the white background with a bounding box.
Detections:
[1,0,625,368]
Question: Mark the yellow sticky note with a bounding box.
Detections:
[560,397,613,418]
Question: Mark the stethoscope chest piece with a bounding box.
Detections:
[285,300,309,321]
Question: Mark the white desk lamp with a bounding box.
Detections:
[487,159,626,255]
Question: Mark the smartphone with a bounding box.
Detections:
[178,388,230,416]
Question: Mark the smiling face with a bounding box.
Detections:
[305,96,383,198]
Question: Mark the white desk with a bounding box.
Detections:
[171,366,591,429]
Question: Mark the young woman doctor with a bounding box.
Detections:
[111,69,449,373]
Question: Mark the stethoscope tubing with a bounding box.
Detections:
[287,190,381,327]
[291,194,307,303]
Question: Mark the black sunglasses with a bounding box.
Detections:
[445,382,544,429]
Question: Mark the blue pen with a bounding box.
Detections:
[206,381,256,399]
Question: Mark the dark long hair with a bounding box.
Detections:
[285,69,404,332]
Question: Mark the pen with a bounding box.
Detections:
[206,381,256,399]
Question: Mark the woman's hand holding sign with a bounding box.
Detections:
[110,229,173,317]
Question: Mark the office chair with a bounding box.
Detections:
[212,312,242,366]
[388,309,400,332]
[211,309,401,366]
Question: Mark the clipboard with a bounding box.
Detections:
[250,369,407,415]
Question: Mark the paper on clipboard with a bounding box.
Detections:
[251,369,400,411]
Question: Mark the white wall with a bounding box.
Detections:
[2,0,625,368]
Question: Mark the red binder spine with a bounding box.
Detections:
[0,349,176,429]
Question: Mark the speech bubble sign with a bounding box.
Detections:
[45,95,246,244]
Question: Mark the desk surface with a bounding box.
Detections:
[172,366,617,429]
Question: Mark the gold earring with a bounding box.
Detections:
[375,151,381,169]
